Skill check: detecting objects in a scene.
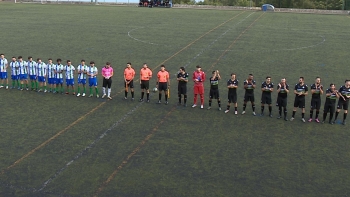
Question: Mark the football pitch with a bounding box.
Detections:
[0,3,350,196]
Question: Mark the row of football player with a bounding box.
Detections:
[1,55,350,125]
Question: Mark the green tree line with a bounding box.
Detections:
[173,0,346,10]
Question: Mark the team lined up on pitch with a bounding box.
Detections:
[1,54,350,125]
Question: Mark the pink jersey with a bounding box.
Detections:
[102,66,113,78]
[192,71,206,86]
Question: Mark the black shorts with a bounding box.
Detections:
[209,89,219,99]
[337,99,349,110]
[140,80,149,90]
[261,93,272,104]
[158,82,167,91]
[244,94,254,102]
[228,93,237,103]
[294,96,305,108]
[324,101,336,114]
[310,98,321,110]
[125,79,134,88]
[178,85,187,95]
[277,97,287,108]
[102,78,112,88]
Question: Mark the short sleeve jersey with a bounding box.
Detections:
[244,80,256,94]
[55,64,64,79]
[310,83,323,99]
[10,61,19,76]
[88,66,98,79]
[65,65,75,79]
[261,81,274,94]
[77,64,88,80]
[140,68,152,81]
[325,88,337,103]
[339,85,350,100]
[0,58,8,72]
[227,79,238,94]
[277,83,289,98]
[210,76,219,89]
[18,61,27,75]
[294,83,308,97]
[37,62,47,77]
[177,72,189,86]
[47,63,55,78]
[28,61,37,75]
[157,70,169,83]
[124,68,135,81]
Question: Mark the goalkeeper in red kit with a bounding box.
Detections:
[192,65,206,109]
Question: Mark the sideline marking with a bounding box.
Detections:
[0,11,246,176]
[93,12,265,197]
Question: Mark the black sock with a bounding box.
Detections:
[165,94,168,101]
[335,111,339,120]
[184,95,187,104]
[227,105,230,110]
[310,110,313,119]
[218,100,221,107]
[125,91,128,97]
[316,111,319,119]
[302,113,305,118]
[209,99,212,107]
[323,112,327,121]
[292,111,296,118]
[344,113,347,121]
[261,106,264,114]
[159,93,162,101]
[268,106,272,114]
[131,91,134,98]
[141,92,144,99]
[252,104,255,112]
[243,103,247,111]
[235,107,238,111]
[329,113,334,122]
[279,106,282,116]
[178,94,181,103]
[147,93,149,100]
[284,108,287,118]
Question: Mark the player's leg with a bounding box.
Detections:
[5,73,8,89]
[283,99,288,121]
[94,78,99,98]
[102,78,107,98]
[342,101,348,125]
[309,99,315,121]
[322,103,329,123]
[199,86,204,108]
[208,89,213,109]
[291,97,299,120]
[158,84,163,103]
[268,95,272,117]
[164,83,168,104]
[192,86,198,107]
[130,80,134,100]
[65,79,70,94]
[242,94,248,114]
[334,100,342,122]
[217,91,221,110]
[178,85,182,105]
[124,80,128,99]
[145,81,150,102]
[107,78,112,99]
[315,99,321,122]
[77,79,81,96]
[251,96,256,116]
[183,85,187,106]
[71,79,75,95]
[301,98,306,122]
[329,103,335,124]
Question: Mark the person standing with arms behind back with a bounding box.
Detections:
[290,77,308,122]
[333,80,350,125]
[276,78,289,121]
[308,77,323,123]
[322,83,339,124]
[207,70,221,110]
[156,65,170,104]
[102,62,113,100]
[242,74,256,116]
[192,65,206,109]
[139,63,152,102]
[225,73,239,114]
[177,67,189,107]
[124,62,135,100]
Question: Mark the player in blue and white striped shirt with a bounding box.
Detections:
[47,58,56,93]
[10,56,20,89]
[18,56,29,90]
[87,61,99,98]
[37,58,47,92]
[0,53,9,89]
[27,56,38,91]
[55,58,64,94]
[76,59,88,97]
[64,60,75,95]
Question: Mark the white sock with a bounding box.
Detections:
[108,88,111,97]
[103,87,106,95]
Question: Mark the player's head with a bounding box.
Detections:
[231,73,236,79]
[281,78,286,84]
[48,58,52,64]
[37,58,42,63]
[0,54,4,58]
[212,71,216,75]
[143,63,148,69]
[330,83,335,90]
[18,56,23,61]
[81,60,85,65]
[106,62,111,67]
[12,57,16,61]
[196,65,201,72]
[67,60,71,65]
[179,66,185,73]
[346,80,350,87]
[90,61,95,66]
[248,74,253,80]
[28,56,33,61]
[266,76,271,83]
[57,58,62,63]
[315,77,321,84]
[160,65,165,71]
[127,62,132,68]
[299,77,304,84]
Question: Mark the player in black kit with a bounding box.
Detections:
[242,74,256,116]
[290,77,308,122]
[333,80,350,125]
[308,77,323,123]
[260,76,274,117]
[276,78,289,121]
[207,70,221,110]
[177,67,189,107]
[225,73,239,114]
[322,83,339,124]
